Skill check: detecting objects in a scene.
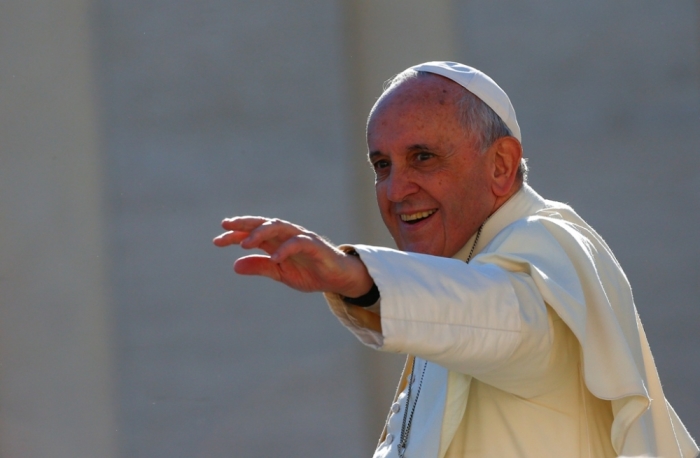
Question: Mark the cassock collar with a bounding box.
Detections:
[452,183,547,262]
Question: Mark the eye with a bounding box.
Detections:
[372,159,390,170]
[416,151,434,162]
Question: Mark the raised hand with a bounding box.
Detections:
[213,216,374,297]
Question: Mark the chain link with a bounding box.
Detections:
[398,357,427,457]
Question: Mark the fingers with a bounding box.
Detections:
[221,216,268,232]
[216,217,304,250]
[271,234,327,263]
[213,230,249,247]
[218,219,372,296]
[215,216,267,248]
[239,219,306,250]
[233,255,280,281]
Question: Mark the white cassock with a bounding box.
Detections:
[325,184,698,458]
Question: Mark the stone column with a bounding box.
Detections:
[0,1,117,457]
[342,0,458,442]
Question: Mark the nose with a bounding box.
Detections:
[384,169,419,203]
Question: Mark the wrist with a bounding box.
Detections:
[342,282,379,307]
[337,249,377,301]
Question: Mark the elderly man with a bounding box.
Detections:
[214,62,697,457]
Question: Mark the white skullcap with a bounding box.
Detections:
[409,61,521,142]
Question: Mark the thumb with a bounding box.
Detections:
[233,255,281,281]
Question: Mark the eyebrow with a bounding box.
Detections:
[368,144,432,160]
[407,143,432,152]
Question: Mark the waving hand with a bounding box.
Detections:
[213,217,374,298]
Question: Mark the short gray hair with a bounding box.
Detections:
[383,70,529,181]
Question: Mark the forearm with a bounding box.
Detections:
[326,244,555,394]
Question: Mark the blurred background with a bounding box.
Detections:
[1,1,698,457]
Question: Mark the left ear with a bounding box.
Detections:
[489,136,522,197]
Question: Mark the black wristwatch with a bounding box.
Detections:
[342,249,380,307]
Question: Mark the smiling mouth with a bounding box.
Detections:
[400,209,437,224]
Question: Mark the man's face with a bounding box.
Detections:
[367,76,497,257]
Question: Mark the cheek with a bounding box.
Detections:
[375,184,388,207]
[375,186,394,221]
[442,181,480,220]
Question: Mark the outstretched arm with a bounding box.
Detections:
[213,216,375,298]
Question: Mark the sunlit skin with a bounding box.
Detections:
[213,74,522,334]
[213,217,375,298]
[368,75,523,257]
[213,216,382,331]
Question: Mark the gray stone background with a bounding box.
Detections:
[1,1,698,457]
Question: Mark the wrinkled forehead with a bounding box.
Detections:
[366,76,473,154]
[368,74,464,127]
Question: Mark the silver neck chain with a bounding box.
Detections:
[397,224,484,458]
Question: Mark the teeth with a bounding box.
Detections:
[401,210,436,222]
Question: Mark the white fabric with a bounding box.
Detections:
[325,184,698,457]
[373,359,447,458]
[408,61,521,141]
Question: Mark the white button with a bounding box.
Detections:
[385,433,394,445]
[391,402,400,413]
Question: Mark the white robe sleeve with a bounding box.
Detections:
[325,244,555,398]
